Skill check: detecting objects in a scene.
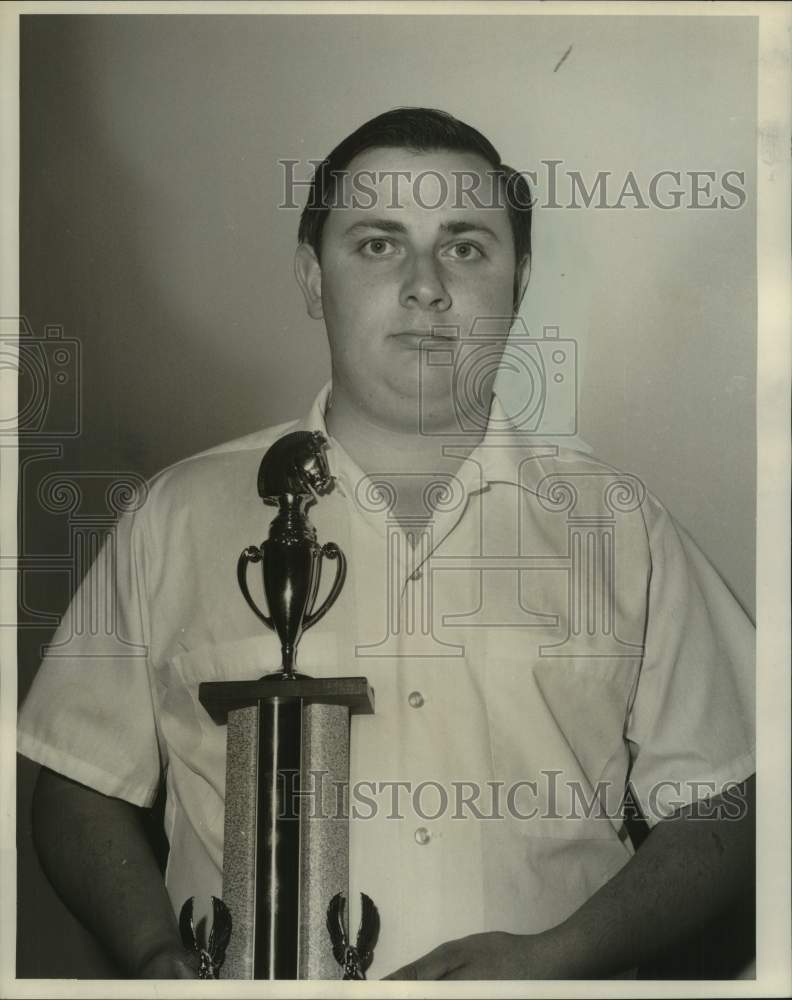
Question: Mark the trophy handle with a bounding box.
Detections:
[304,542,347,630]
[237,546,274,630]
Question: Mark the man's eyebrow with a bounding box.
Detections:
[342,219,501,241]
[343,219,408,237]
[440,221,501,242]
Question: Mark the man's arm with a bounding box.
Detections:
[32,767,198,978]
[385,775,755,979]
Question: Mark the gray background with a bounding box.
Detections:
[17,14,756,977]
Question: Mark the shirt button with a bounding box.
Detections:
[414,827,431,845]
[408,691,424,709]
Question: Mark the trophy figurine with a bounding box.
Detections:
[184,430,378,980]
[237,429,348,676]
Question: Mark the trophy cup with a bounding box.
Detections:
[180,430,378,979]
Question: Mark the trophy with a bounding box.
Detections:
[180,430,378,979]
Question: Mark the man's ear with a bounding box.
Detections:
[517,254,531,305]
[294,243,324,320]
[512,254,532,315]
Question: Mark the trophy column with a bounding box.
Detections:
[199,676,374,979]
[182,430,379,980]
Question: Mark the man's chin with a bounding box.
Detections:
[404,396,463,437]
[371,382,458,436]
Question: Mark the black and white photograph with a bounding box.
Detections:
[1,1,789,994]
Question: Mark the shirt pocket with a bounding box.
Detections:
[482,631,640,841]
[156,630,341,773]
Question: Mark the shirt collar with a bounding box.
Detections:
[295,382,358,500]
[464,393,565,500]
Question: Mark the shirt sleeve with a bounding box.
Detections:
[625,503,755,827]
[17,507,163,808]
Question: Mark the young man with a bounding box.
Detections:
[19,108,755,980]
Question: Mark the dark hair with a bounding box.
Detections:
[297,107,533,311]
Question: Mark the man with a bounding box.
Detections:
[19,108,755,980]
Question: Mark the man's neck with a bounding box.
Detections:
[324,392,485,478]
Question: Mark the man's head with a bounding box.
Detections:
[294,108,533,435]
[297,108,532,314]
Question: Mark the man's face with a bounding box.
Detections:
[295,146,527,433]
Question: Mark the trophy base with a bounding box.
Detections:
[199,676,374,980]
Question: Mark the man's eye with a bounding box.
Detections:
[445,242,484,260]
[360,238,397,256]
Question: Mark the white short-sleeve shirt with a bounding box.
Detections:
[18,382,755,979]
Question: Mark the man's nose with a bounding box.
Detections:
[399,254,451,312]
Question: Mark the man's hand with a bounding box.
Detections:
[384,931,558,980]
[136,944,199,979]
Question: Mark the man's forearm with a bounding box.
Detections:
[542,776,756,978]
[32,767,195,978]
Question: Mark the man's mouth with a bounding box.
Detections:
[390,329,457,348]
